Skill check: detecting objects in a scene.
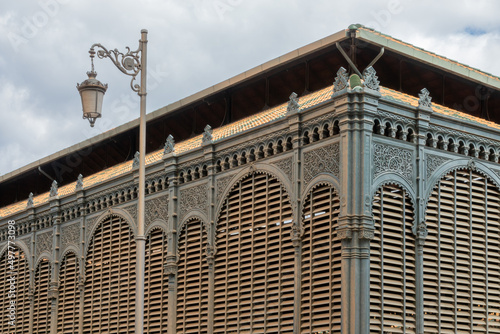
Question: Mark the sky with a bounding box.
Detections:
[0,0,500,177]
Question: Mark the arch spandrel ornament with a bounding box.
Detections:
[302,142,340,186]
[373,143,414,185]
[60,222,81,257]
[179,184,208,222]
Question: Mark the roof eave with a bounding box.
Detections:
[355,28,500,91]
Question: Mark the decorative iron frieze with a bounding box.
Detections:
[123,203,138,223]
[426,154,450,179]
[36,230,53,260]
[145,195,169,228]
[202,125,213,144]
[333,67,349,93]
[179,184,208,220]
[272,157,293,183]
[61,223,80,251]
[85,217,99,242]
[49,180,58,198]
[164,134,175,155]
[18,235,32,255]
[76,174,84,191]
[418,88,432,108]
[363,66,380,91]
[303,143,340,185]
[216,175,234,205]
[373,144,413,183]
[286,92,300,115]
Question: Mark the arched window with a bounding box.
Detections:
[424,169,500,332]
[58,252,79,334]
[371,184,416,333]
[301,183,341,333]
[33,258,51,333]
[177,220,209,333]
[214,173,294,333]
[144,228,169,334]
[84,215,136,334]
[0,248,30,333]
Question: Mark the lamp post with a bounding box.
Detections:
[77,29,148,334]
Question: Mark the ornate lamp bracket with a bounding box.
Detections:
[89,40,143,94]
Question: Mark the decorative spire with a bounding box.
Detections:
[286,92,300,115]
[27,192,34,208]
[202,125,213,144]
[333,67,349,93]
[363,66,380,91]
[49,180,58,198]
[76,174,84,191]
[418,88,432,108]
[132,151,140,168]
[164,134,175,154]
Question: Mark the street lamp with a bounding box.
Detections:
[77,29,148,334]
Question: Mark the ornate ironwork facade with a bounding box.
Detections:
[2,27,500,334]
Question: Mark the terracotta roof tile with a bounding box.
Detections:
[1,85,499,218]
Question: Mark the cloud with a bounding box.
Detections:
[1,0,500,176]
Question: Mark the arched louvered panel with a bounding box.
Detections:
[57,252,79,334]
[301,184,341,333]
[214,173,295,334]
[177,220,209,333]
[0,248,30,333]
[83,215,136,334]
[424,169,500,333]
[144,228,168,334]
[33,259,51,334]
[371,184,416,333]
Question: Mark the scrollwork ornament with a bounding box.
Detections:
[286,92,300,115]
[290,224,304,247]
[50,180,58,198]
[418,88,432,109]
[164,134,175,154]
[27,192,34,208]
[132,151,140,169]
[363,66,380,91]
[337,228,352,240]
[164,263,178,276]
[467,157,477,171]
[76,174,84,191]
[90,42,142,93]
[202,125,213,144]
[333,67,349,93]
[417,221,428,240]
[359,228,374,240]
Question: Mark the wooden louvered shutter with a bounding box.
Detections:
[0,248,30,333]
[214,173,294,333]
[301,184,342,333]
[424,169,500,332]
[371,185,416,333]
[57,252,79,334]
[84,216,136,334]
[144,228,168,334]
[33,259,51,334]
[177,220,209,333]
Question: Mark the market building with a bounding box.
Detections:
[1,24,500,334]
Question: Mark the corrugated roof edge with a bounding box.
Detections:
[355,26,500,90]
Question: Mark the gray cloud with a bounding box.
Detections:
[1,0,500,175]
